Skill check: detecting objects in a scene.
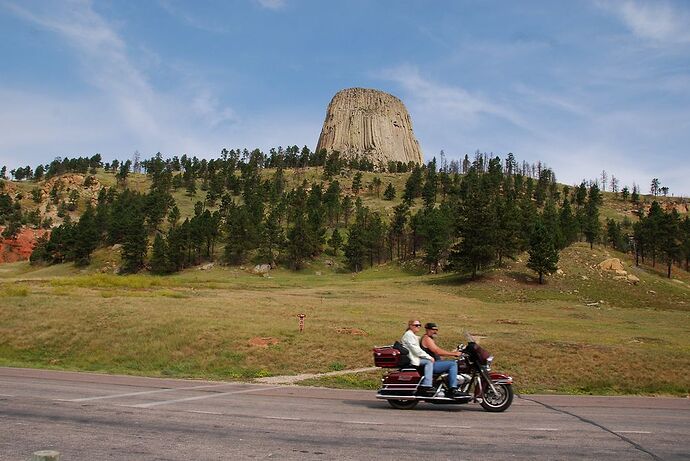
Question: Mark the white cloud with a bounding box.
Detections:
[376,64,528,130]
[596,0,690,45]
[255,0,286,11]
[0,0,242,162]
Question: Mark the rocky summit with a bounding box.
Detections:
[316,88,423,166]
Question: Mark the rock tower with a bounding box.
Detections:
[315,88,423,165]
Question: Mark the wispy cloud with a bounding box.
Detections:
[157,0,228,34]
[1,0,238,159]
[255,0,286,11]
[596,0,690,45]
[376,64,527,130]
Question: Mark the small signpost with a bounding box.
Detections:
[297,313,306,332]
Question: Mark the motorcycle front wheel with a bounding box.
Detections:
[387,399,419,410]
[480,383,513,412]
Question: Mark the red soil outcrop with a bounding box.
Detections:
[0,227,50,263]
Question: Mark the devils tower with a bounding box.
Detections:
[315,88,423,165]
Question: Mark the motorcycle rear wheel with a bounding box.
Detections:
[480,383,513,412]
[387,399,419,410]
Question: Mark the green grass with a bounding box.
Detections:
[2,170,690,395]
[1,247,689,396]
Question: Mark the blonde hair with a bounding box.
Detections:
[407,319,420,330]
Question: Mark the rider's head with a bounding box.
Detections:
[424,322,439,337]
[408,319,422,331]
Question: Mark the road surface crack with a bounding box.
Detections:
[518,395,662,461]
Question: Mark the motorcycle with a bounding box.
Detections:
[373,333,513,412]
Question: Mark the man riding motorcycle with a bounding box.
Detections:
[421,322,470,398]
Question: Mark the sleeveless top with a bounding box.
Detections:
[421,335,441,360]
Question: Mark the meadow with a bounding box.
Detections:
[1,242,688,396]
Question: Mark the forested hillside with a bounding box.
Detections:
[1,149,689,282]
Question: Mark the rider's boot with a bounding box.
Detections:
[450,387,471,398]
[417,386,435,396]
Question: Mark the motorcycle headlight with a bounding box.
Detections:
[485,356,494,371]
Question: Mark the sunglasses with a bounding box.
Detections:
[412,324,422,327]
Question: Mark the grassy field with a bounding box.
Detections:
[1,242,688,396]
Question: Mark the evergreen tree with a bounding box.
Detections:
[344,220,367,272]
[323,181,342,226]
[558,197,578,248]
[150,233,170,274]
[72,205,99,266]
[681,216,690,271]
[371,176,383,198]
[527,219,559,284]
[341,195,354,226]
[383,182,396,201]
[285,213,311,269]
[351,172,363,195]
[329,228,343,256]
[659,209,682,278]
[541,199,563,250]
[403,165,423,203]
[583,183,602,249]
[417,205,452,273]
[421,159,438,207]
[258,209,285,265]
[631,184,640,203]
[448,176,496,278]
[120,207,148,273]
[167,205,181,228]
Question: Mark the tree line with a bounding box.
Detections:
[8,148,687,283]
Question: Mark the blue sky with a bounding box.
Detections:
[1,0,689,195]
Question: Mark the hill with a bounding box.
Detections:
[0,159,689,395]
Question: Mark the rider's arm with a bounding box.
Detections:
[422,336,460,358]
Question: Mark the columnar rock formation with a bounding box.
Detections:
[316,88,423,166]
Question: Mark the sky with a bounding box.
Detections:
[1,0,689,195]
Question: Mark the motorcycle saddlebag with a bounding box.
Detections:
[373,346,403,368]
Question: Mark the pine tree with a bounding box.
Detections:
[403,165,423,203]
[341,195,354,226]
[344,220,367,272]
[383,182,396,200]
[120,207,148,273]
[351,172,363,195]
[527,219,559,284]
[150,233,170,274]
[72,205,99,266]
[558,197,578,248]
[417,205,452,273]
[659,209,682,278]
[329,228,343,256]
[448,179,496,278]
[583,183,602,249]
[681,216,690,271]
[258,209,285,265]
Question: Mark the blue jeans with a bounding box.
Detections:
[432,360,458,388]
[419,359,434,387]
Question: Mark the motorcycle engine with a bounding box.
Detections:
[456,373,471,385]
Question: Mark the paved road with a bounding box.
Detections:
[0,367,688,460]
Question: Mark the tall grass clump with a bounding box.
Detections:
[51,273,171,289]
[2,286,29,297]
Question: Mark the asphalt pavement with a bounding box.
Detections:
[0,367,688,460]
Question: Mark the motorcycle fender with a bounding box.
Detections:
[489,371,513,385]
